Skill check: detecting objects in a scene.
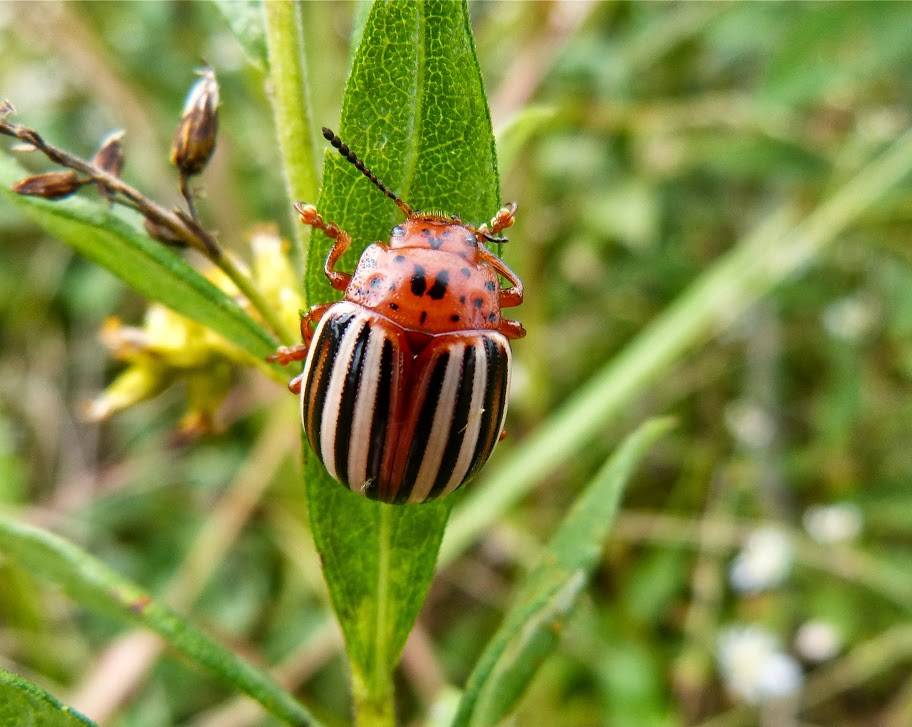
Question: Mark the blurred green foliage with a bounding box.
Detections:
[3,1,912,726]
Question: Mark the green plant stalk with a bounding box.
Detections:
[263,0,319,286]
[351,665,394,727]
[217,250,296,345]
[442,126,912,564]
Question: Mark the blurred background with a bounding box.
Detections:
[3,2,912,725]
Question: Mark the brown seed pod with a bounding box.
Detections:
[170,68,219,177]
[13,170,85,200]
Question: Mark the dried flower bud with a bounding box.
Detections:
[93,130,125,176]
[143,216,187,248]
[92,130,125,202]
[13,170,85,199]
[170,67,219,177]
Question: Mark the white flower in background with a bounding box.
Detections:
[822,295,878,343]
[724,399,775,449]
[729,526,793,593]
[795,620,842,663]
[803,503,862,545]
[717,625,804,704]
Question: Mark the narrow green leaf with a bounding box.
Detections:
[302,0,501,717]
[213,0,270,72]
[0,154,281,370]
[0,668,97,727]
[453,418,675,727]
[0,516,320,727]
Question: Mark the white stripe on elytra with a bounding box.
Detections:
[346,325,385,492]
[408,343,466,503]
[299,312,333,434]
[440,339,489,498]
[485,336,511,463]
[319,310,366,481]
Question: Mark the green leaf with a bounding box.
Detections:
[0,154,281,370]
[453,418,674,727]
[0,668,97,727]
[301,0,501,719]
[0,516,321,727]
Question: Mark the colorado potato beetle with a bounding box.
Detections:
[270,128,524,504]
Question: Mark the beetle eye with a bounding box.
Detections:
[392,225,405,237]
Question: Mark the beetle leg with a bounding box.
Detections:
[267,344,309,366]
[479,248,524,308]
[288,371,305,395]
[488,202,517,235]
[294,202,353,291]
[497,318,526,339]
[300,303,331,347]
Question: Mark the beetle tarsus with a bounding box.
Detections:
[267,344,309,366]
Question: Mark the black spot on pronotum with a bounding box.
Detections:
[389,302,399,311]
[370,276,382,288]
[411,265,427,296]
[428,236,444,250]
[485,280,496,292]
[428,270,449,300]
[473,297,483,308]
[459,295,466,304]
[420,310,428,325]
[394,255,406,263]
[450,314,460,322]
[461,267,471,278]
[488,312,497,322]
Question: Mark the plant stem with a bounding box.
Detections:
[351,666,395,727]
[263,0,319,288]
[442,125,912,564]
[218,252,295,345]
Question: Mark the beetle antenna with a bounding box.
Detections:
[321,127,414,217]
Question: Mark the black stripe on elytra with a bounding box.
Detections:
[301,330,328,455]
[365,336,394,498]
[309,312,354,466]
[467,337,507,479]
[427,270,449,300]
[428,344,475,499]
[398,351,451,503]
[334,322,371,486]
[410,265,427,296]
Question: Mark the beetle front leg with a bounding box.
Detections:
[498,318,526,339]
[294,202,353,291]
[300,303,331,347]
[479,248,524,309]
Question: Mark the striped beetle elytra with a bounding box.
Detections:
[270,128,524,503]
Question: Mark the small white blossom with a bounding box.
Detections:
[729,526,792,593]
[724,400,775,449]
[803,503,862,545]
[822,296,878,343]
[795,620,842,663]
[717,625,804,704]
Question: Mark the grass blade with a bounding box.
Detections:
[453,418,674,727]
[0,516,321,727]
[0,668,97,727]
